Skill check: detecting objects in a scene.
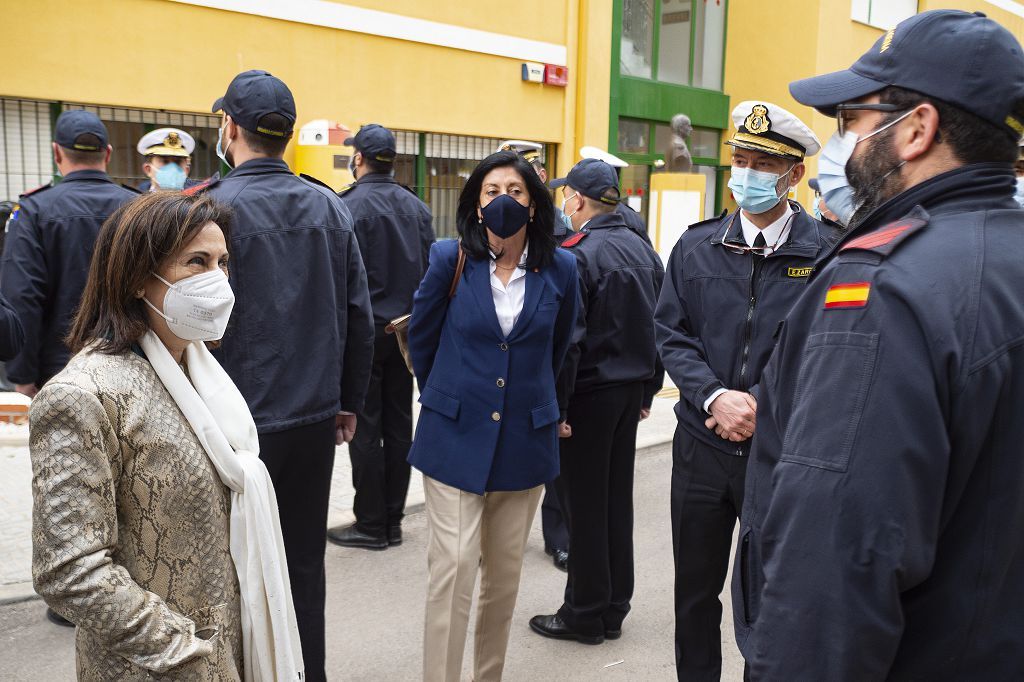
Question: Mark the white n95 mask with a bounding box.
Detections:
[144,269,235,341]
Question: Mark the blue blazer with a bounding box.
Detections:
[407,239,579,495]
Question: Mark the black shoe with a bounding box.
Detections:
[326,524,387,550]
[552,549,568,572]
[388,525,402,546]
[529,614,603,645]
[46,608,74,627]
[605,627,622,640]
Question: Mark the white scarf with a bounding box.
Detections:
[139,331,304,681]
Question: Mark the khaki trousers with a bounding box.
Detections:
[422,476,543,682]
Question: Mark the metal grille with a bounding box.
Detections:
[402,132,548,239]
[63,103,221,189]
[0,98,55,201]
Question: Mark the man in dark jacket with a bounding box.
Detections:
[530,158,664,644]
[735,11,1024,680]
[328,124,434,551]
[1,110,138,398]
[655,101,837,680]
[205,70,374,682]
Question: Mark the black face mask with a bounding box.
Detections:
[480,194,531,238]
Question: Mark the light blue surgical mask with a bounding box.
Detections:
[818,131,860,227]
[216,123,233,169]
[817,111,914,227]
[561,192,577,229]
[154,162,186,191]
[728,166,793,214]
[1015,177,1024,208]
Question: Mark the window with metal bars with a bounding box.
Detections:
[0,97,553,240]
[62,102,222,190]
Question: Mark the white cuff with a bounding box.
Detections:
[703,388,728,414]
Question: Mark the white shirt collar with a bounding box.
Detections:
[488,241,530,279]
[739,202,794,253]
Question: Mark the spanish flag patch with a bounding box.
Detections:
[824,282,871,310]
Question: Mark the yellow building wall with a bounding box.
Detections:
[0,0,594,165]
[723,0,1024,209]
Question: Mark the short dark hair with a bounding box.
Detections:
[456,151,557,270]
[238,113,292,157]
[879,86,1020,165]
[360,153,393,175]
[573,185,619,215]
[59,134,106,165]
[67,192,232,355]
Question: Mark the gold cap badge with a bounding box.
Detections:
[744,104,772,135]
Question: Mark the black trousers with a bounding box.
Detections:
[541,480,569,553]
[556,382,643,637]
[671,428,748,682]
[259,417,336,682]
[349,332,413,536]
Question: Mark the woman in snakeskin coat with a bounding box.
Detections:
[29,193,243,680]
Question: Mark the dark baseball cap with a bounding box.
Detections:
[549,158,621,204]
[54,110,109,151]
[344,124,396,163]
[790,10,1024,140]
[212,70,296,138]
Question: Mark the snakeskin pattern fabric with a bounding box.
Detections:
[30,348,243,680]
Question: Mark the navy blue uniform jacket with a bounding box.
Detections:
[339,173,435,328]
[0,171,137,385]
[207,158,375,433]
[615,203,653,245]
[735,164,1024,680]
[558,212,664,411]
[407,240,579,495]
[654,203,839,456]
[0,293,23,360]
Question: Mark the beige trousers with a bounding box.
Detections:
[422,476,544,682]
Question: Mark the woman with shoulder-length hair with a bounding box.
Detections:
[30,191,303,681]
[408,150,580,681]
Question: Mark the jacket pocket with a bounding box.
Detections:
[530,399,560,428]
[419,385,461,420]
[780,331,879,472]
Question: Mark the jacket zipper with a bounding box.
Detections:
[736,254,764,455]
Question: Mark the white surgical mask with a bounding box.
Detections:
[144,269,235,341]
[216,123,233,169]
[1015,177,1024,208]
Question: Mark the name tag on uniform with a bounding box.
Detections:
[787,266,813,278]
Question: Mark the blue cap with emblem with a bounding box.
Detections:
[549,158,621,205]
[54,110,109,151]
[344,124,396,163]
[212,70,296,138]
[790,10,1024,140]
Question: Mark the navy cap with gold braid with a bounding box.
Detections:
[727,101,821,160]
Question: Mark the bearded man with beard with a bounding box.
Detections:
[732,10,1024,681]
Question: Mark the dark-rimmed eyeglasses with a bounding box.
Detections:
[836,103,909,136]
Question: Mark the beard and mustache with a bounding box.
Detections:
[845,125,908,229]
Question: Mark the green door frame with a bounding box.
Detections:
[610,0,731,214]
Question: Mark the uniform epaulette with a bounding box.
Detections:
[337,182,355,195]
[20,182,52,198]
[688,209,729,232]
[401,183,419,196]
[121,183,144,194]
[299,173,334,191]
[182,176,219,196]
[561,229,588,248]
[840,214,928,257]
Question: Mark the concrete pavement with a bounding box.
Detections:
[0,430,745,681]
